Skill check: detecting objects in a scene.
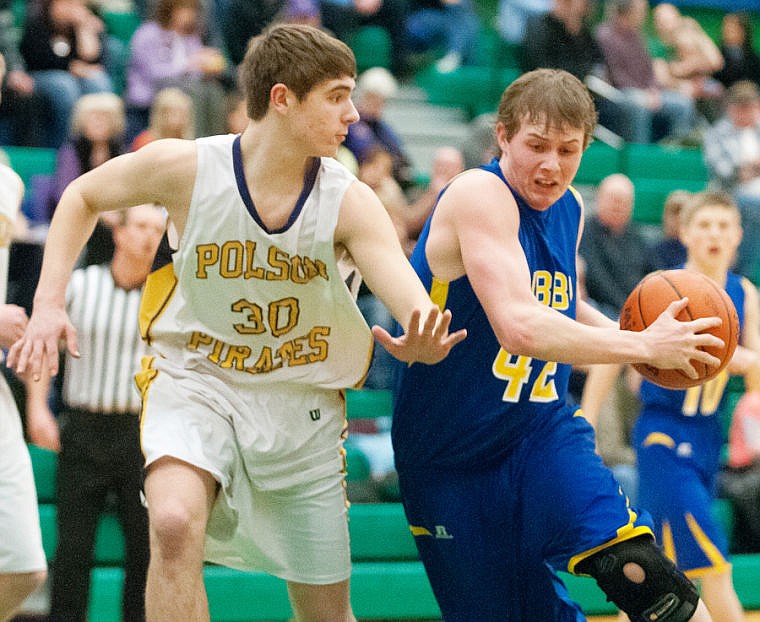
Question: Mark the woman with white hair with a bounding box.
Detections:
[53,91,126,265]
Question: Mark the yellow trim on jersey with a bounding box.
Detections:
[139,263,177,346]
[410,525,433,537]
[662,520,677,565]
[568,524,654,575]
[352,342,375,389]
[642,432,676,449]
[684,563,733,580]
[567,185,584,206]
[430,277,449,312]
[135,356,159,459]
[685,512,730,571]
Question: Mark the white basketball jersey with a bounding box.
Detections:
[140,135,373,391]
[0,164,22,306]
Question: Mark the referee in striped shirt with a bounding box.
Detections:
[26,204,166,622]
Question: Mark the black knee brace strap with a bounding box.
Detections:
[575,535,699,622]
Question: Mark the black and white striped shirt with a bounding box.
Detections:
[63,264,147,414]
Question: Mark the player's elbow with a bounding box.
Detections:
[496,314,543,355]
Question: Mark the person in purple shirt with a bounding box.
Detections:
[124,0,227,142]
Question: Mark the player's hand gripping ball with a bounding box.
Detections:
[619,269,739,389]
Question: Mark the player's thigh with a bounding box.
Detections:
[520,414,637,560]
[286,578,354,622]
[398,469,584,622]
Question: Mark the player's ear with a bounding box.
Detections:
[269,83,291,114]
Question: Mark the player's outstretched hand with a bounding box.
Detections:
[7,306,79,381]
[644,298,723,378]
[372,307,466,365]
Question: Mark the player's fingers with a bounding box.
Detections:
[6,338,25,371]
[405,308,422,338]
[443,328,467,348]
[433,309,452,337]
[421,307,439,335]
[371,324,397,350]
[691,349,722,369]
[64,325,81,359]
[688,316,723,332]
[664,297,690,317]
[679,361,700,380]
[693,332,724,350]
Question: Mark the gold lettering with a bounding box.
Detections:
[268,297,299,337]
[220,241,244,278]
[221,344,252,370]
[244,240,264,279]
[187,331,213,350]
[231,299,266,334]
[308,326,330,362]
[196,244,219,278]
[265,246,289,280]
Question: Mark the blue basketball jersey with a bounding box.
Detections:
[637,271,746,477]
[393,158,582,473]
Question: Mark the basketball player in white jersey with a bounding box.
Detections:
[9,25,466,622]
[0,52,48,621]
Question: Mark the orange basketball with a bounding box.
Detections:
[619,269,739,389]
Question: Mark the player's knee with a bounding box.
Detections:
[575,535,699,622]
[149,505,203,559]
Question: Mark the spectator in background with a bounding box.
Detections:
[344,67,414,187]
[459,111,499,168]
[19,0,114,148]
[53,92,126,266]
[595,0,697,144]
[0,0,46,146]
[404,144,464,256]
[224,89,247,134]
[652,188,690,270]
[125,0,227,142]
[651,2,724,122]
[714,11,760,90]
[320,0,409,75]
[719,390,760,554]
[26,204,166,622]
[578,173,656,319]
[496,0,550,46]
[521,0,603,83]
[221,0,321,69]
[405,0,480,74]
[357,144,409,243]
[130,86,195,151]
[520,0,625,135]
[703,80,760,279]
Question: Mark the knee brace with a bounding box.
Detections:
[575,535,699,622]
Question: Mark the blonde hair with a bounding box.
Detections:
[70,92,126,138]
[149,87,195,139]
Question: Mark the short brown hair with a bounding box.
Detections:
[679,190,740,228]
[496,69,597,149]
[154,0,202,28]
[239,23,356,121]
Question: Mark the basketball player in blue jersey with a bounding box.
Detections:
[7,24,465,622]
[583,191,759,622]
[392,68,722,621]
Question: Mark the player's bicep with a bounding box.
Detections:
[73,139,196,223]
